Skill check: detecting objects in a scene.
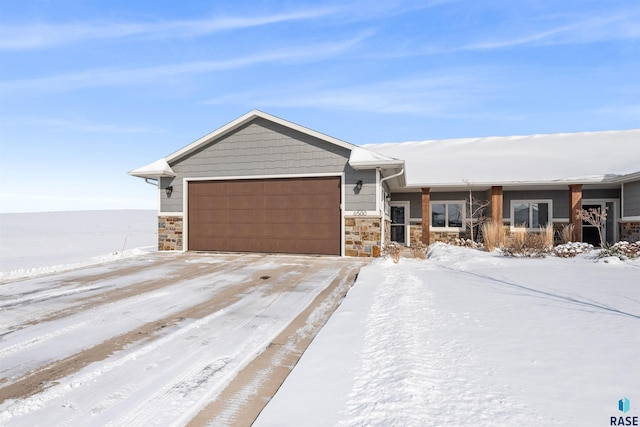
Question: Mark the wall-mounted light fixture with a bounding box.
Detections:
[165,186,173,197]
[355,180,363,192]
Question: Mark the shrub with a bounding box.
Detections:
[503,229,550,258]
[598,241,640,260]
[451,237,483,249]
[540,223,554,250]
[559,224,574,245]
[383,241,403,263]
[481,222,504,252]
[553,242,594,258]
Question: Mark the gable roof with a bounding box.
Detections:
[129,110,401,179]
[362,129,640,189]
[166,110,358,164]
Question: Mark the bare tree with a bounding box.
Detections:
[463,179,490,242]
[576,206,608,247]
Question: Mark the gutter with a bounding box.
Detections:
[378,168,405,248]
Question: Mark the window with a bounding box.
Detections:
[510,200,552,229]
[431,201,464,229]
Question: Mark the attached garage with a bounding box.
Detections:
[187,176,342,255]
[129,110,403,257]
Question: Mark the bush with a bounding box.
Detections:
[451,237,482,249]
[559,224,574,245]
[598,241,640,260]
[553,242,594,258]
[540,223,554,250]
[503,229,551,258]
[481,222,503,252]
[383,241,403,263]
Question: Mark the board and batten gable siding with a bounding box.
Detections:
[623,180,640,217]
[159,118,376,213]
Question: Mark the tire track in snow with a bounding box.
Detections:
[0,254,267,398]
[0,256,357,426]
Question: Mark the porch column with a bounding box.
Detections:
[569,184,583,242]
[421,187,430,245]
[491,186,503,225]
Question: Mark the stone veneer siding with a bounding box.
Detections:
[620,221,640,242]
[409,221,466,245]
[345,216,382,257]
[159,216,183,251]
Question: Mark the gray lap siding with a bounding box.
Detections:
[160,118,376,213]
[623,180,640,217]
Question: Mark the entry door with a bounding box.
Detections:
[390,202,409,245]
[582,202,606,247]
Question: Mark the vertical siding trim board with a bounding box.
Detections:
[182,172,345,256]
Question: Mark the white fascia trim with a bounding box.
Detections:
[349,160,405,170]
[158,211,184,216]
[167,110,357,164]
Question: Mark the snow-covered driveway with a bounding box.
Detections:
[0,252,361,426]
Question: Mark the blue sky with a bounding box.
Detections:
[0,0,638,212]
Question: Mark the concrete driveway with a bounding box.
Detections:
[0,252,363,426]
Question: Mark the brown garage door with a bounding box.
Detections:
[188,176,341,255]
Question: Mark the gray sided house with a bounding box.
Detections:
[130,111,640,256]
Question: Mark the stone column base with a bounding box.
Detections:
[345,216,382,257]
[158,215,183,251]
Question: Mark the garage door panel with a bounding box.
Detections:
[188,176,341,255]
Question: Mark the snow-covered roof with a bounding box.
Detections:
[362,129,640,188]
[128,158,176,179]
[348,147,404,170]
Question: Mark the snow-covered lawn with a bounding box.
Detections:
[0,210,157,279]
[256,244,640,427]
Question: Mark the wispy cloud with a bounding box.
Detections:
[0,32,372,93]
[0,7,339,51]
[204,72,490,116]
[466,10,640,51]
[4,117,164,134]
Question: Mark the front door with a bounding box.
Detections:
[390,203,409,245]
[582,202,606,247]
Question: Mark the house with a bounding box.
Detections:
[129,110,640,256]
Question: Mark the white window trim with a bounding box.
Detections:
[510,199,553,231]
[430,200,466,231]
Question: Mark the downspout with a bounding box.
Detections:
[379,168,404,247]
[144,178,158,187]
